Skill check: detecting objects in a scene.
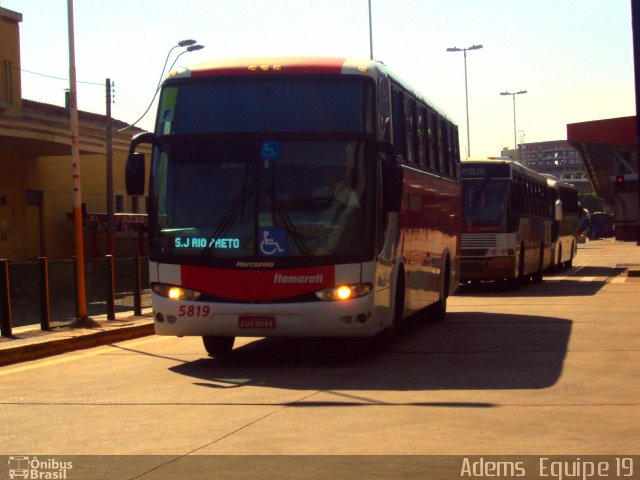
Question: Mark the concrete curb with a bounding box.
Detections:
[627,268,640,277]
[0,320,155,366]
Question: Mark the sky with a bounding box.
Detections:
[2,0,635,157]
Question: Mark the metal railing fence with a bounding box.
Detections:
[0,256,150,337]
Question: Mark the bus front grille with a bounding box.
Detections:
[461,233,498,249]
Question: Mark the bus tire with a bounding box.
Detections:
[518,245,528,285]
[557,245,563,270]
[431,256,449,321]
[532,244,544,283]
[566,242,575,268]
[370,270,404,352]
[202,336,235,357]
[370,327,394,353]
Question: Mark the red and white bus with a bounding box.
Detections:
[126,57,461,355]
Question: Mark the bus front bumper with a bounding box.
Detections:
[460,256,517,281]
[151,293,385,338]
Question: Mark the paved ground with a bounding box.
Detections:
[0,238,638,479]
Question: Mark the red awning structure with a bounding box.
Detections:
[567,116,636,202]
[567,116,639,241]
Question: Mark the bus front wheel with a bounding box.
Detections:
[370,271,404,352]
[431,257,449,321]
[203,336,235,357]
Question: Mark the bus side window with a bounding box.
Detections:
[378,76,392,143]
[404,94,415,164]
[392,86,406,159]
[440,119,450,176]
[418,106,427,168]
[431,112,440,171]
[451,126,460,178]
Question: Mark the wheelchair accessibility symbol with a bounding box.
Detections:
[260,141,280,160]
[259,228,287,256]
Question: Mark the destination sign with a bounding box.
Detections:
[174,237,240,249]
[460,163,511,179]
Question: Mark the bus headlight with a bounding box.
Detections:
[152,283,202,301]
[314,283,372,301]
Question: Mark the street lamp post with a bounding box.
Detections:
[500,90,528,161]
[447,44,483,158]
[118,40,204,133]
[368,0,374,60]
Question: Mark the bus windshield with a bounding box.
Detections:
[156,78,373,135]
[150,139,374,263]
[462,179,509,233]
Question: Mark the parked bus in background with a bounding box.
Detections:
[460,158,551,288]
[544,175,579,269]
[589,212,615,240]
[126,57,461,355]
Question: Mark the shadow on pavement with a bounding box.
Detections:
[169,311,571,397]
[455,265,626,298]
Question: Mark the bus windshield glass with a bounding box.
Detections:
[156,78,373,135]
[462,179,509,233]
[150,139,374,263]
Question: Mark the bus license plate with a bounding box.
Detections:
[238,316,276,329]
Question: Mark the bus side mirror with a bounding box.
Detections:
[126,153,146,196]
[125,132,154,196]
[555,199,563,221]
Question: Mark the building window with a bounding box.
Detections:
[131,196,140,214]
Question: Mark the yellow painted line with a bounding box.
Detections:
[0,335,172,377]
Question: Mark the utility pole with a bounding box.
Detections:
[106,78,115,255]
[67,0,93,326]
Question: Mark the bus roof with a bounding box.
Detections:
[460,158,549,183]
[165,56,454,124]
[168,57,384,79]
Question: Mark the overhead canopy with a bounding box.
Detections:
[567,116,636,202]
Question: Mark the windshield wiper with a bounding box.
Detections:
[199,188,253,259]
[267,188,311,257]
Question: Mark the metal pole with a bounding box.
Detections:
[133,255,142,316]
[512,94,518,160]
[368,0,373,60]
[67,0,91,324]
[106,78,115,256]
[632,0,640,245]
[0,259,12,338]
[38,257,51,331]
[106,255,115,320]
[463,49,470,158]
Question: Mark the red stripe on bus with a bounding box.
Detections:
[180,265,336,301]
[190,58,346,77]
